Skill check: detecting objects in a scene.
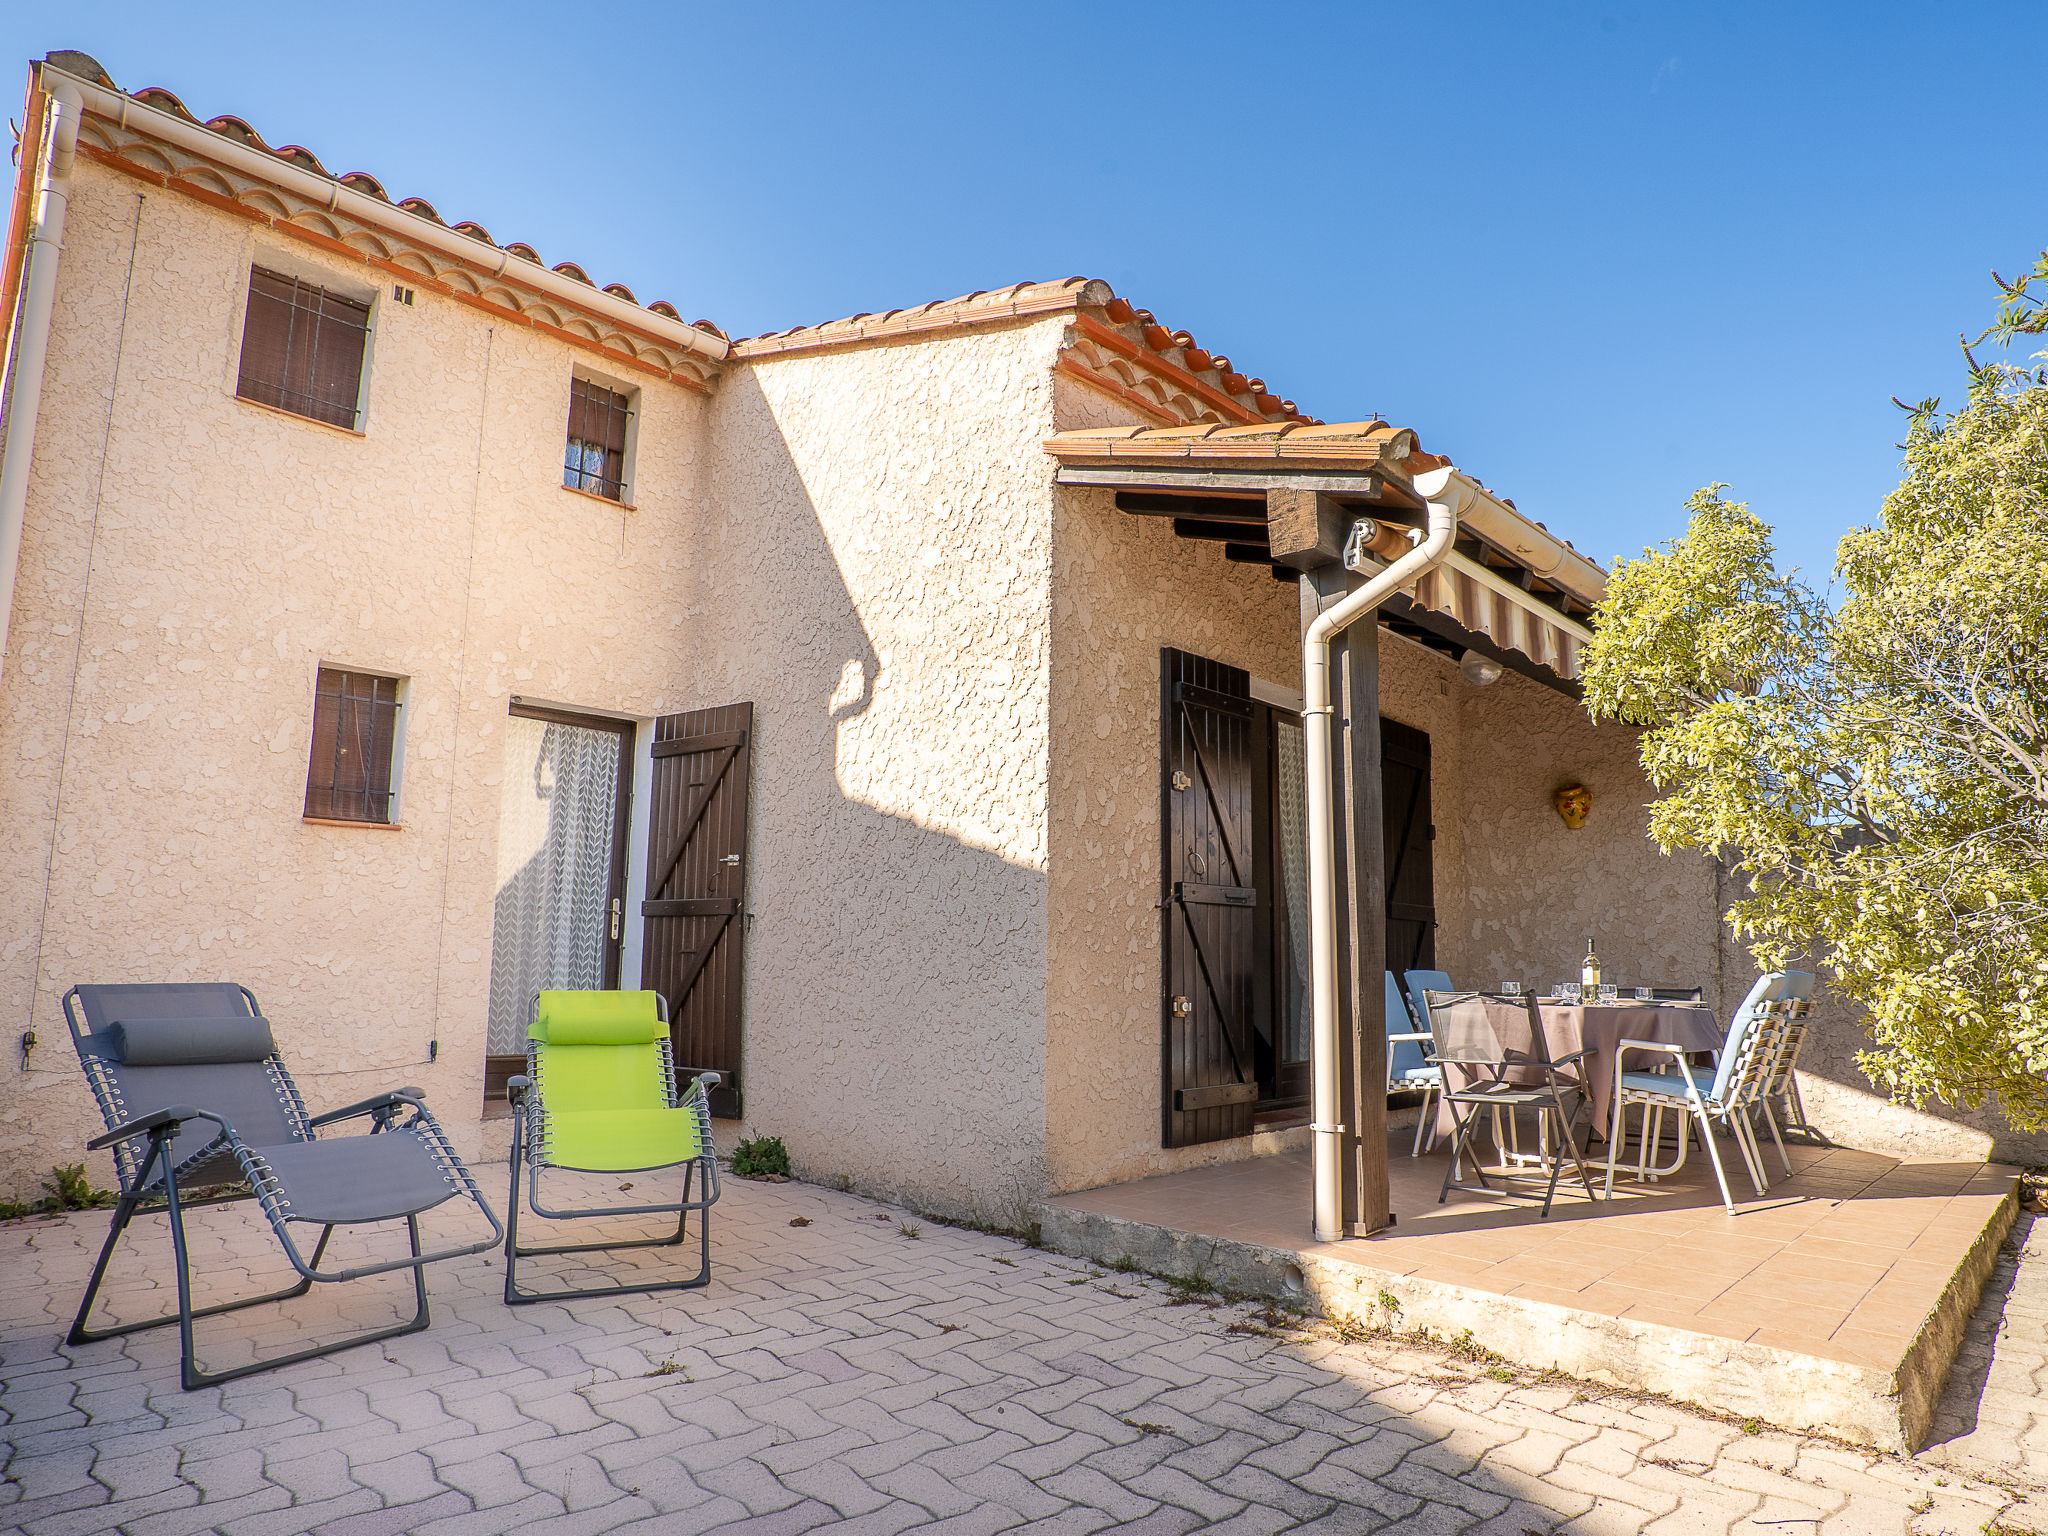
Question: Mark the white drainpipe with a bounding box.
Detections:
[0,79,83,687]
[1307,465,1464,1243]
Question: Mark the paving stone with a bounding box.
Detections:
[2,1176,2044,1536]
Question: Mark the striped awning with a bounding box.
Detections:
[1405,550,1593,682]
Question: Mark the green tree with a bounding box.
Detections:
[1581,261,2048,1130]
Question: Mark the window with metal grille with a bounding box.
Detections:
[236,267,371,430]
[304,669,402,824]
[563,377,632,501]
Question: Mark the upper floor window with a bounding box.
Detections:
[304,668,403,824]
[237,267,371,431]
[564,377,632,501]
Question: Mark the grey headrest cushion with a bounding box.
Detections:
[109,1016,277,1066]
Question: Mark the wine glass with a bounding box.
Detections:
[1500,980,1522,996]
[1560,982,1582,1004]
[1598,983,1618,1004]
[1634,987,1653,1001]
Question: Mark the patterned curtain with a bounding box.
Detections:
[485,716,623,1055]
[1274,719,1313,1065]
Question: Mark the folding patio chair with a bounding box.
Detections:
[1384,972,1443,1156]
[63,982,502,1389]
[1747,972,1817,1174]
[502,990,721,1305]
[1428,990,1600,1218]
[1403,969,1455,1043]
[1602,982,1804,1212]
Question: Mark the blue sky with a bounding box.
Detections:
[10,3,2044,582]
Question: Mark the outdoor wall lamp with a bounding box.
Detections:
[1554,783,1592,829]
[1458,648,1503,686]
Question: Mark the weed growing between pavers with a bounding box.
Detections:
[0,1163,119,1220]
[730,1135,791,1179]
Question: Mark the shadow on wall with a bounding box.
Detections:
[687,367,1052,1228]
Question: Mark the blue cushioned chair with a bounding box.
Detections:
[1602,971,1812,1212]
[1385,972,1442,1155]
[1403,970,1454,1044]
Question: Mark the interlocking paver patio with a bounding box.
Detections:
[1,1171,2043,1533]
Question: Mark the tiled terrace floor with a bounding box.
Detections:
[1049,1135,2016,1373]
[2,1170,2043,1533]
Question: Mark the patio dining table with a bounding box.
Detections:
[1431,997,1723,1142]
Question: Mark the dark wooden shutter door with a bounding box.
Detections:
[1161,649,1258,1148]
[641,703,752,1119]
[1380,718,1436,976]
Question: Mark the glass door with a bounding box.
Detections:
[483,705,634,1106]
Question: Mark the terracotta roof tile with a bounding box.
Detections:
[737,279,1316,427]
[45,54,722,356]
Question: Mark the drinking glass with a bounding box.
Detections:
[1500,980,1522,996]
[1634,987,1653,1001]
[1560,982,1582,1004]
[1598,983,1618,1004]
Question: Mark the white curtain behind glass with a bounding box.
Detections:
[484,716,623,1055]
[1274,719,1312,1065]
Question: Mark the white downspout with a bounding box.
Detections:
[1307,465,1464,1243]
[0,80,84,686]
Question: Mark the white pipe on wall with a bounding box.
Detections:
[0,80,84,688]
[1306,466,1465,1244]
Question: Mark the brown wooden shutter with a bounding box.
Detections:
[1381,718,1435,975]
[1160,649,1258,1147]
[641,702,752,1118]
[236,267,369,430]
[304,668,399,823]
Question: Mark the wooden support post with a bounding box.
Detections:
[1267,488,1348,570]
[1302,565,1393,1236]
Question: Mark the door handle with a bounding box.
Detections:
[611,897,622,940]
[719,854,742,866]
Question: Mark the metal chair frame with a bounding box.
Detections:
[1427,990,1601,1218]
[62,985,502,1390]
[502,991,722,1306]
[1385,973,1442,1157]
[1749,998,1817,1174]
[1602,997,1799,1212]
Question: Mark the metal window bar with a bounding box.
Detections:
[563,377,632,501]
[304,669,401,823]
[235,268,370,430]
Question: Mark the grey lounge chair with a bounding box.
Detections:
[64,983,502,1389]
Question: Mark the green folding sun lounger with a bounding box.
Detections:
[502,990,721,1304]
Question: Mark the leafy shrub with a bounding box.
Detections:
[0,1164,117,1222]
[731,1135,791,1179]
[43,1164,115,1211]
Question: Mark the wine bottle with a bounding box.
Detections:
[1581,937,1601,989]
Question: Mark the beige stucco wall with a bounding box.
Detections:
[1450,668,1723,1005]
[0,157,716,1195]
[691,319,1064,1222]
[15,154,1952,1221]
[1041,370,1729,1197]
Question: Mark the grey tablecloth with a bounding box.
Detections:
[1433,1000,1723,1138]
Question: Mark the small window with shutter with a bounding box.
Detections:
[563,376,633,502]
[304,669,403,825]
[236,266,372,430]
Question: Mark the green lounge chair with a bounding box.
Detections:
[502,990,721,1304]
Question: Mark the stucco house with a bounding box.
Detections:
[0,52,2023,1225]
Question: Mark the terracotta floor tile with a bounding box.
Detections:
[1750,1328,1895,1367]
[1601,1260,1744,1300]
[1506,1281,1598,1310]
[1572,1280,1679,1319]
[1689,1296,1853,1338]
